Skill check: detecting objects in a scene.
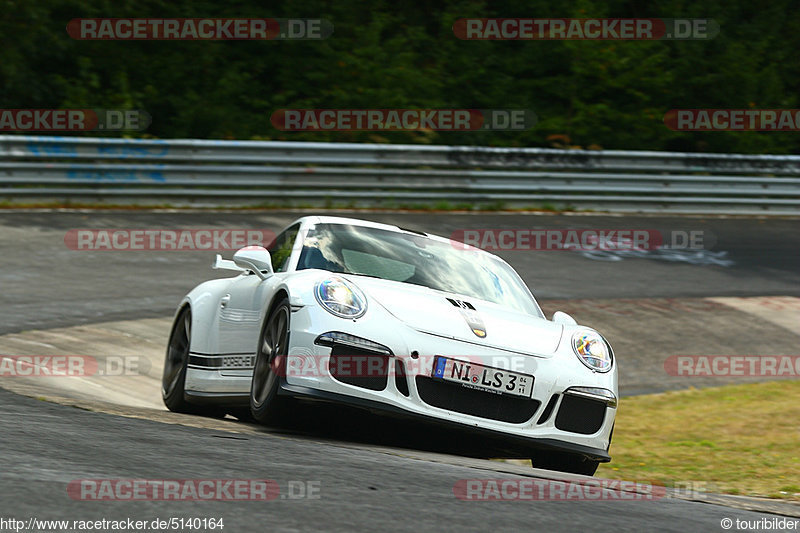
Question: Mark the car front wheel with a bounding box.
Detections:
[250,298,291,424]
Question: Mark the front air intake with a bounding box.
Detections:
[415,377,540,423]
[394,359,410,397]
[328,345,390,391]
[554,394,606,434]
[536,394,560,425]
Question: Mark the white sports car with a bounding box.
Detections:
[162,216,617,475]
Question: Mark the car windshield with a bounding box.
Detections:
[297,223,541,316]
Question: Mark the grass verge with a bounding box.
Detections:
[597,380,800,500]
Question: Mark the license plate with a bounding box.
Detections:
[431,356,534,398]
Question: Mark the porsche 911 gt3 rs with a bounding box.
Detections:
[162,216,617,475]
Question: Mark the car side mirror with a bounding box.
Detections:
[233,246,273,279]
[552,311,577,325]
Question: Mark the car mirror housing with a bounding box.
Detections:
[552,311,577,325]
[233,246,273,279]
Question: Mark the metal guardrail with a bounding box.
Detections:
[1,135,799,214]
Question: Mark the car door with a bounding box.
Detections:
[217,224,301,375]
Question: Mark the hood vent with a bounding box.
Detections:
[446,297,475,310]
[446,297,485,337]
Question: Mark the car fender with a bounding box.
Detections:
[275,269,332,309]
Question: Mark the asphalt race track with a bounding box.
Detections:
[2,210,799,531]
[1,210,798,335]
[3,388,794,533]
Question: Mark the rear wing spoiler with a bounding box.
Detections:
[212,254,245,272]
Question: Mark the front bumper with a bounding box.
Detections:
[278,380,611,461]
[283,302,617,462]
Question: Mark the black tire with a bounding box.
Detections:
[162,306,196,413]
[250,298,291,425]
[162,307,224,417]
[531,451,600,476]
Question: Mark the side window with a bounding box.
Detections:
[267,224,300,272]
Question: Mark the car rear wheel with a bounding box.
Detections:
[250,298,291,424]
[531,451,600,476]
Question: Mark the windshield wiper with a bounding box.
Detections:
[341,272,385,280]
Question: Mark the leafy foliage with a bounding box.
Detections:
[1,0,798,152]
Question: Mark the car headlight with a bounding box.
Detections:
[572,330,612,372]
[315,277,367,319]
